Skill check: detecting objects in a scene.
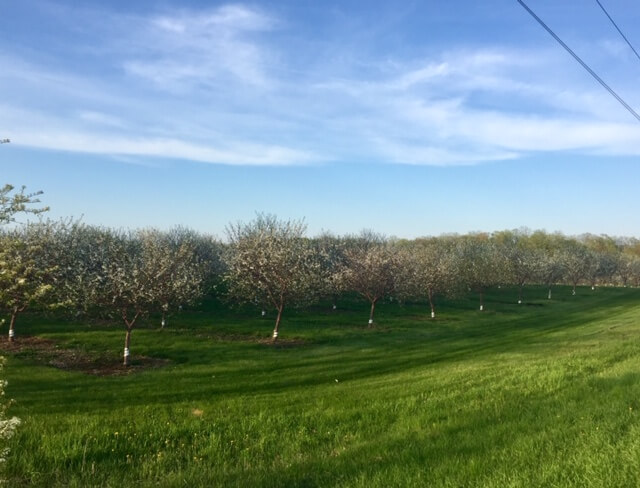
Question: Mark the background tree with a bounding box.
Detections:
[630,257,640,287]
[167,227,224,299]
[224,214,321,342]
[530,231,565,300]
[618,249,640,287]
[582,234,620,289]
[141,228,207,328]
[395,237,456,319]
[45,222,111,319]
[313,232,348,311]
[559,239,591,295]
[337,233,398,327]
[455,234,502,311]
[494,229,539,304]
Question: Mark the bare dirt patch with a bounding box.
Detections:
[0,336,169,376]
[258,337,308,348]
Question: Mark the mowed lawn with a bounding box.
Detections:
[3,286,640,487]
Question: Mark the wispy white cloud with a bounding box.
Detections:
[153,4,274,33]
[123,4,276,89]
[2,4,640,167]
[77,111,127,128]
[10,127,314,166]
[0,104,315,166]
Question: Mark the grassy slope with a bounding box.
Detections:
[3,286,640,487]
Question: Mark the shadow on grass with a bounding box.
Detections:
[6,287,640,416]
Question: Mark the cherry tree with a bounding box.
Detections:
[224,214,321,342]
[337,233,398,327]
[530,232,566,300]
[67,227,204,365]
[139,228,206,328]
[559,239,591,296]
[395,237,456,319]
[455,234,502,311]
[494,229,540,304]
[313,232,349,311]
[583,235,620,289]
[0,222,59,341]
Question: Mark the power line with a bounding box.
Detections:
[595,0,640,64]
[516,0,640,124]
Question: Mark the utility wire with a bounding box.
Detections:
[516,0,640,123]
[595,0,640,64]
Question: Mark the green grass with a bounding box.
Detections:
[3,285,640,487]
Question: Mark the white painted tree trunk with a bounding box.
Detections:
[368,300,376,327]
[123,328,132,366]
[272,305,283,342]
[8,310,17,342]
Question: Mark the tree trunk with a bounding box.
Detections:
[8,308,18,342]
[518,284,523,304]
[428,287,435,319]
[272,305,283,342]
[161,311,167,329]
[572,283,576,296]
[548,286,552,300]
[123,328,132,366]
[368,300,377,327]
[122,310,139,367]
[479,290,484,311]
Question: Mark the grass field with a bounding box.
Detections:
[2,285,640,487]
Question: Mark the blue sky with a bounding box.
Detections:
[2,0,640,238]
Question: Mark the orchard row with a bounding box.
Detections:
[2,186,640,365]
